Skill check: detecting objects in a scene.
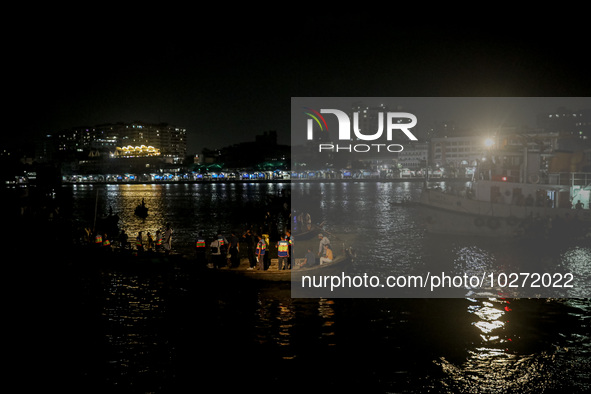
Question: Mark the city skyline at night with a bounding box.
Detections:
[7,16,591,159]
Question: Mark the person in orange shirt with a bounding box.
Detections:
[319,244,333,265]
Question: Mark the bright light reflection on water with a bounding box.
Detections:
[433,297,591,393]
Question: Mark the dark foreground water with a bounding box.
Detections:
[9,181,591,393]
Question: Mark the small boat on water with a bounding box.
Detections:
[417,172,591,239]
[292,224,321,241]
[134,200,149,218]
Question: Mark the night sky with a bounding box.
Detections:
[8,14,590,156]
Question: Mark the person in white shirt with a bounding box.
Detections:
[318,233,330,256]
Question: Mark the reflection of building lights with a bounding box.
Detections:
[484,138,495,148]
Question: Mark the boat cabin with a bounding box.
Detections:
[471,177,587,209]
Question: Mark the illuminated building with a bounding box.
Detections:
[536,107,591,140]
[47,121,186,161]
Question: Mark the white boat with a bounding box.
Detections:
[418,173,591,239]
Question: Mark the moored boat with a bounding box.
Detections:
[418,174,591,239]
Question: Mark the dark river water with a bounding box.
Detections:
[11,181,591,393]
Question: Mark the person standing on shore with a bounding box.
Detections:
[255,234,267,270]
[228,231,240,268]
[94,232,103,248]
[262,233,271,270]
[242,228,257,269]
[155,230,162,252]
[195,231,207,266]
[214,230,228,266]
[285,229,293,269]
[163,223,173,256]
[102,233,112,252]
[119,229,129,250]
[136,231,144,254]
[210,235,225,269]
[277,235,290,270]
[146,232,154,252]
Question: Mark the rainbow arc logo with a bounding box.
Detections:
[303,107,328,132]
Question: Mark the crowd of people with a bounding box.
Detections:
[196,229,336,271]
[195,228,294,271]
[81,189,339,271]
[86,223,340,272]
[86,221,297,270]
[88,223,174,256]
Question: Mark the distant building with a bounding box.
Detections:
[431,135,487,168]
[43,121,187,162]
[537,107,591,141]
[399,142,428,169]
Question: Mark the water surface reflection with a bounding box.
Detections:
[50,181,591,392]
[435,297,591,393]
[78,265,590,392]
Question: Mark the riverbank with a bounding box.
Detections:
[53,176,460,185]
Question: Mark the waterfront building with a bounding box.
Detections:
[431,134,487,170]
[430,128,560,180]
[536,107,591,141]
[43,121,187,163]
[398,142,428,170]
